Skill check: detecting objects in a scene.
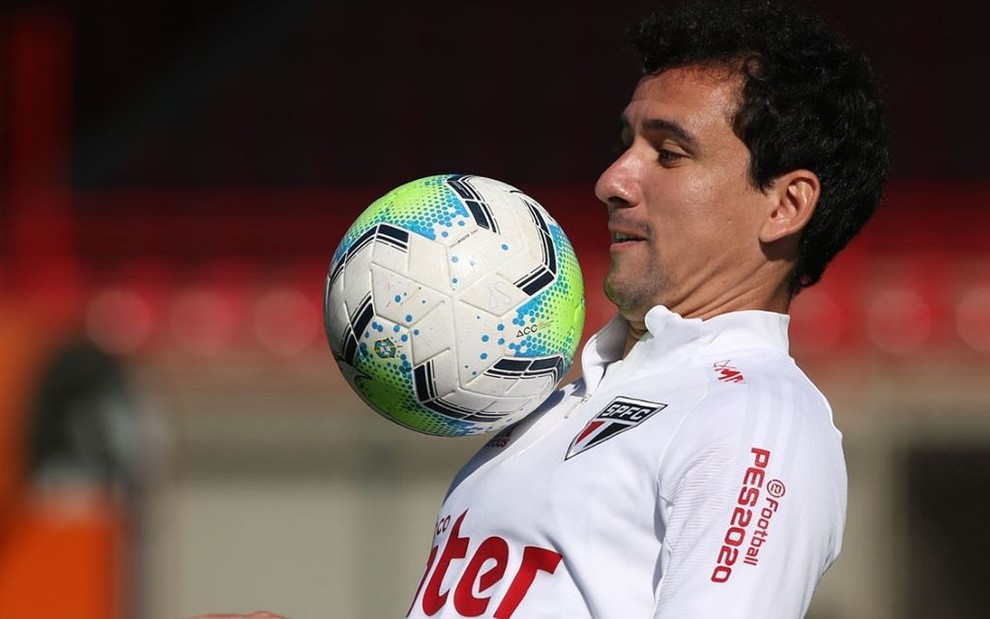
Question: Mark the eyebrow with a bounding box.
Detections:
[620,115,699,149]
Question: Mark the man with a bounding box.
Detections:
[405,1,886,618]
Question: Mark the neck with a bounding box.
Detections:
[620,286,792,358]
[623,321,649,358]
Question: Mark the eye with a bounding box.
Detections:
[658,148,686,165]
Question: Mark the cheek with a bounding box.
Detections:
[652,181,752,266]
[689,169,757,230]
[651,177,722,236]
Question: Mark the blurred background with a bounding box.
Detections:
[1,0,988,617]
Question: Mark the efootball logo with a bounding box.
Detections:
[565,396,667,459]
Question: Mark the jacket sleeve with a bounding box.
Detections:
[651,369,847,618]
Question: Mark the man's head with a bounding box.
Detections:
[595,0,887,322]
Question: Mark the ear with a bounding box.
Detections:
[759,170,820,244]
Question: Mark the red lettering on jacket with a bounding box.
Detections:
[411,510,563,618]
[710,447,771,583]
[454,536,509,616]
[407,545,439,617]
[494,546,563,618]
[422,511,470,614]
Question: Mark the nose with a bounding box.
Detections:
[594,150,637,210]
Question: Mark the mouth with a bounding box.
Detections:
[609,229,646,247]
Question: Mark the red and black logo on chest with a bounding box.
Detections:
[565,396,667,460]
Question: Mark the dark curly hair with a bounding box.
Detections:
[628,0,888,292]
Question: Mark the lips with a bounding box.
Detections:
[610,231,643,242]
[608,226,646,245]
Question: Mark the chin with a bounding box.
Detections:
[604,280,646,320]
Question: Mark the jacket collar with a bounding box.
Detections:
[580,306,791,392]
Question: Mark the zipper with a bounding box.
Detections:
[564,391,593,419]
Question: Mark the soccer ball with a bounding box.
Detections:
[324,174,585,437]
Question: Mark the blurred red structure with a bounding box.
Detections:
[1,9,990,619]
[1,11,124,619]
[0,305,126,619]
[50,183,990,364]
[0,489,124,619]
[4,7,990,367]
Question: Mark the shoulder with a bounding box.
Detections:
[662,350,843,486]
[694,350,832,427]
[658,351,846,539]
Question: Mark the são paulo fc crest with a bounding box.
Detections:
[565,396,667,459]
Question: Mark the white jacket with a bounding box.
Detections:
[407,306,847,618]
